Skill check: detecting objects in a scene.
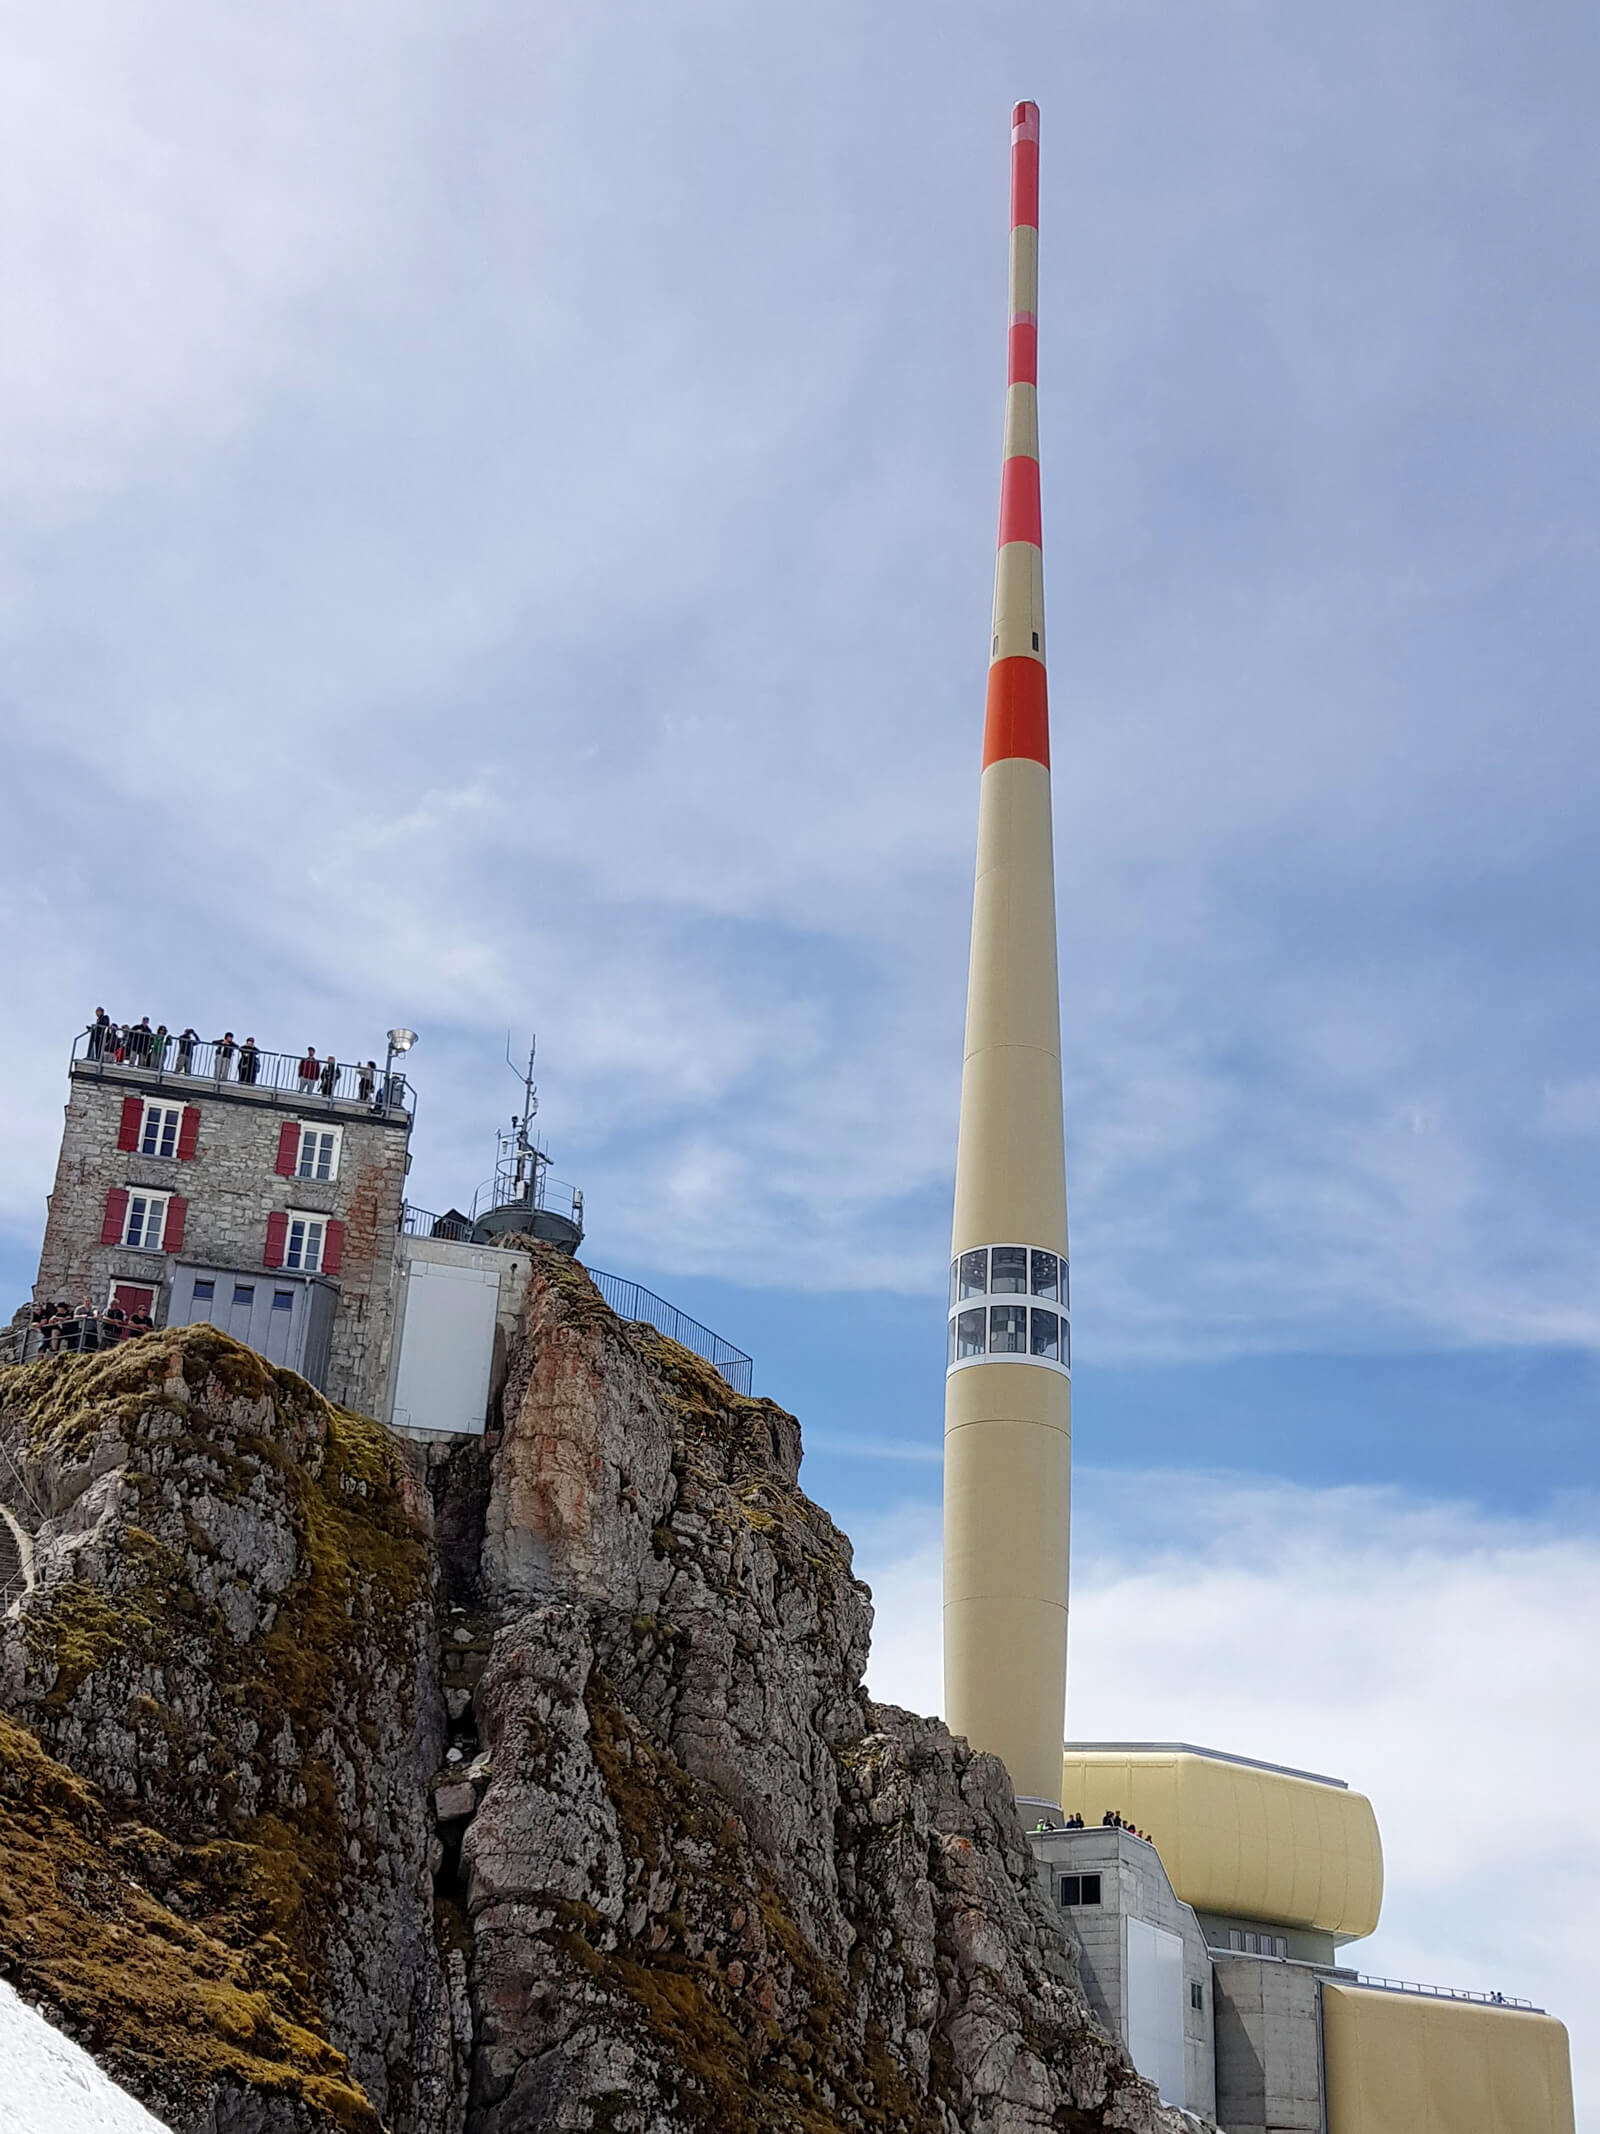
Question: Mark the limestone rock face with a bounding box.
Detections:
[0,1257,1190,2134]
[0,1332,456,2134]
[455,1255,1186,2132]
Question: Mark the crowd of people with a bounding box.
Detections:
[85,1011,211,1073]
[26,1297,155,1355]
[1030,1809,1154,1841]
[83,1010,384,1103]
[1100,1809,1154,1840]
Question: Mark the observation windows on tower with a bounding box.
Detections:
[956,1249,989,1302]
[951,1308,987,1363]
[946,1246,1071,1372]
[989,1303,1027,1353]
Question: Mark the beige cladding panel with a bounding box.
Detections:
[946,1355,1070,1434]
[944,1595,1068,1809]
[944,1382,1070,1809]
[962,943,1060,1061]
[943,1396,1071,1604]
[1009,223,1039,317]
[1002,380,1040,463]
[951,1052,1066,1253]
[1321,1986,1575,2134]
[1058,1749,1384,1938]
[991,541,1046,659]
[953,759,1066,1256]
[965,758,1060,1050]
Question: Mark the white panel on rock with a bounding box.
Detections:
[390,1259,499,1436]
[1125,1915,1187,2108]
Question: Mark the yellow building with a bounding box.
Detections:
[1027,1742,1575,2131]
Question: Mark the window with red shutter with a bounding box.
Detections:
[163,1196,187,1254]
[275,1121,301,1177]
[178,1107,200,1160]
[101,1187,130,1245]
[322,1219,345,1276]
[117,1096,143,1152]
[264,1210,289,1268]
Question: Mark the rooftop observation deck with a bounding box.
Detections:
[70,1028,414,1122]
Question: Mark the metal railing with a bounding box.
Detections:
[586,1268,753,1396]
[1355,1974,1539,2012]
[72,1029,413,1116]
[2,1308,157,1365]
[0,1441,44,1607]
[401,1205,475,1241]
[479,1176,584,1228]
[388,1222,753,1395]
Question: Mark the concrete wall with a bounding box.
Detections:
[1030,1825,1215,2120]
[34,1060,410,1416]
[1211,1954,1331,2134]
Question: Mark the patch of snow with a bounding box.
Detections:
[0,1977,171,2134]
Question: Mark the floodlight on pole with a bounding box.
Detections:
[383,1027,419,1111]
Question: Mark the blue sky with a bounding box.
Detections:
[2,0,1598,2098]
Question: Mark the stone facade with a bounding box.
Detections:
[32,1054,411,1416]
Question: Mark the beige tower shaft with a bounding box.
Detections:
[942,100,1071,1818]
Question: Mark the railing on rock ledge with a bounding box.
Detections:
[401,1205,474,1241]
[389,1221,755,1398]
[586,1269,753,1398]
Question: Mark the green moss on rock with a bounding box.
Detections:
[0,1328,439,2131]
[0,1712,379,2132]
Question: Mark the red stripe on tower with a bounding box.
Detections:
[1007,320,1037,386]
[984,100,1049,771]
[983,659,1050,770]
[998,455,1042,549]
[1011,101,1040,228]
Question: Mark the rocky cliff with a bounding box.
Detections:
[0,1250,1189,2134]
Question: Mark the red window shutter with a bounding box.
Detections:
[162,1196,187,1254]
[117,1096,143,1152]
[275,1121,301,1177]
[264,1210,288,1268]
[101,1187,129,1245]
[177,1106,201,1160]
[322,1219,345,1276]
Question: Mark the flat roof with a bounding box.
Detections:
[1065,1741,1348,1791]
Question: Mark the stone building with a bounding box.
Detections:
[30,1029,413,1416]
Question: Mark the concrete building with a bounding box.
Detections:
[1031,1820,1216,2120]
[27,1028,414,1416]
[1027,1743,1574,2130]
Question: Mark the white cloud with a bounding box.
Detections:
[857,1473,1600,2120]
[6,0,1600,1369]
